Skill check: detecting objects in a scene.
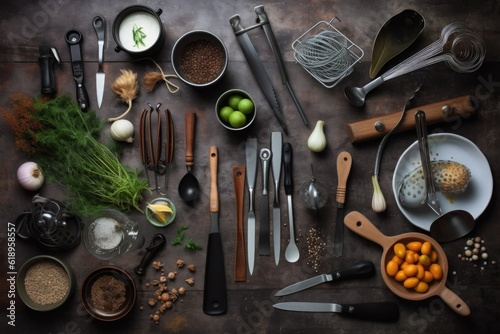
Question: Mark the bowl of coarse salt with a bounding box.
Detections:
[82,209,140,260]
[171,30,228,87]
[17,255,75,311]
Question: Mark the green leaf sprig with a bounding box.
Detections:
[171,226,203,251]
[132,24,147,48]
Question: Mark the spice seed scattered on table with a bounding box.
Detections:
[24,260,69,305]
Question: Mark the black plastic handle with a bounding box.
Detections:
[76,83,90,112]
[332,261,375,282]
[92,16,105,42]
[340,302,399,322]
[283,142,293,195]
[39,46,56,96]
[65,29,89,112]
[134,234,166,276]
[203,232,227,315]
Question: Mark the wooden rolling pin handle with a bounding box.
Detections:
[347,95,476,144]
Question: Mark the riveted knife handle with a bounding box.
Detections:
[341,302,399,322]
[333,261,375,281]
[233,166,246,282]
[283,142,293,195]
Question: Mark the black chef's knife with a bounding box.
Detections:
[275,261,375,296]
[273,302,399,322]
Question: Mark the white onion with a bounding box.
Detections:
[110,119,134,143]
[17,161,44,191]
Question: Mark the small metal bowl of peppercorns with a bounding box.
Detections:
[171,30,228,87]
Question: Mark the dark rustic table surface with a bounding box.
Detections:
[1,0,499,333]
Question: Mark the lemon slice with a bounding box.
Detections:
[147,202,173,224]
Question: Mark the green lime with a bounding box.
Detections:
[229,111,247,128]
[228,94,243,110]
[219,106,234,123]
[237,98,254,115]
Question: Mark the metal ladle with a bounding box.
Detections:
[178,112,200,202]
[415,110,475,242]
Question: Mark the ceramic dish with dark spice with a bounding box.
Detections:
[171,30,228,87]
[16,255,75,311]
[81,266,136,321]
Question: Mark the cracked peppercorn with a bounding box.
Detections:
[180,39,225,84]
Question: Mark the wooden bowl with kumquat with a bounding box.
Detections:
[344,211,470,316]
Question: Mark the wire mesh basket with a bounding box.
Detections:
[292,17,364,88]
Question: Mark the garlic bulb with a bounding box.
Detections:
[371,175,387,213]
[307,120,327,152]
[110,119,134,143]
[17,161,44,191]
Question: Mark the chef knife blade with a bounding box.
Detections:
[229,15,288,135]
[274,261,375,296]
[271,132,282,265]
[92,16,105,109]
[245,138,258,275]
[333,151,352,257]
[259,148,271,255]
[203,146,227,315]
[273,302,399,322]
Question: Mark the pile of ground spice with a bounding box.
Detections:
[180,39,225,84]
[90,275,126,312]
[24,260,69,305]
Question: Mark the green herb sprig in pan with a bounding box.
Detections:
[132,24,147,48]
[0,93,148,216]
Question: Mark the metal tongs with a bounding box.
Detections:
[139,103,174,195]
[229,5,308,135]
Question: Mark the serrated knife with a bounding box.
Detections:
[274,261,374,296]
[273,302,399,322]
[271,132,282,265]
[245,138,258,275]
[92,16,105,109]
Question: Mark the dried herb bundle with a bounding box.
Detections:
[142,59,179,93]
[108,69,139,122]
[1,93,148,216]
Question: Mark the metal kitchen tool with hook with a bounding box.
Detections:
[139,103,174,195]
[65,29,90,112]
[230,5,308,134]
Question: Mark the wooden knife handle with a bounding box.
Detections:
[185,112,196,167]
[233,166,246,282]
[209,146,218,213]
[336,151,352,204]
[347,95,476,144]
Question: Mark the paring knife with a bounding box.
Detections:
[274,261,375,296]
[273,302,399,322]
[271,132,282,265]
[92,16,106,109]
[203,146,227,315]
[333,151,352,257]
[259,148,271,255]
[245,138,258,275]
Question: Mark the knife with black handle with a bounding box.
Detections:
[273,302,399,322]
[274,261,375,296]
